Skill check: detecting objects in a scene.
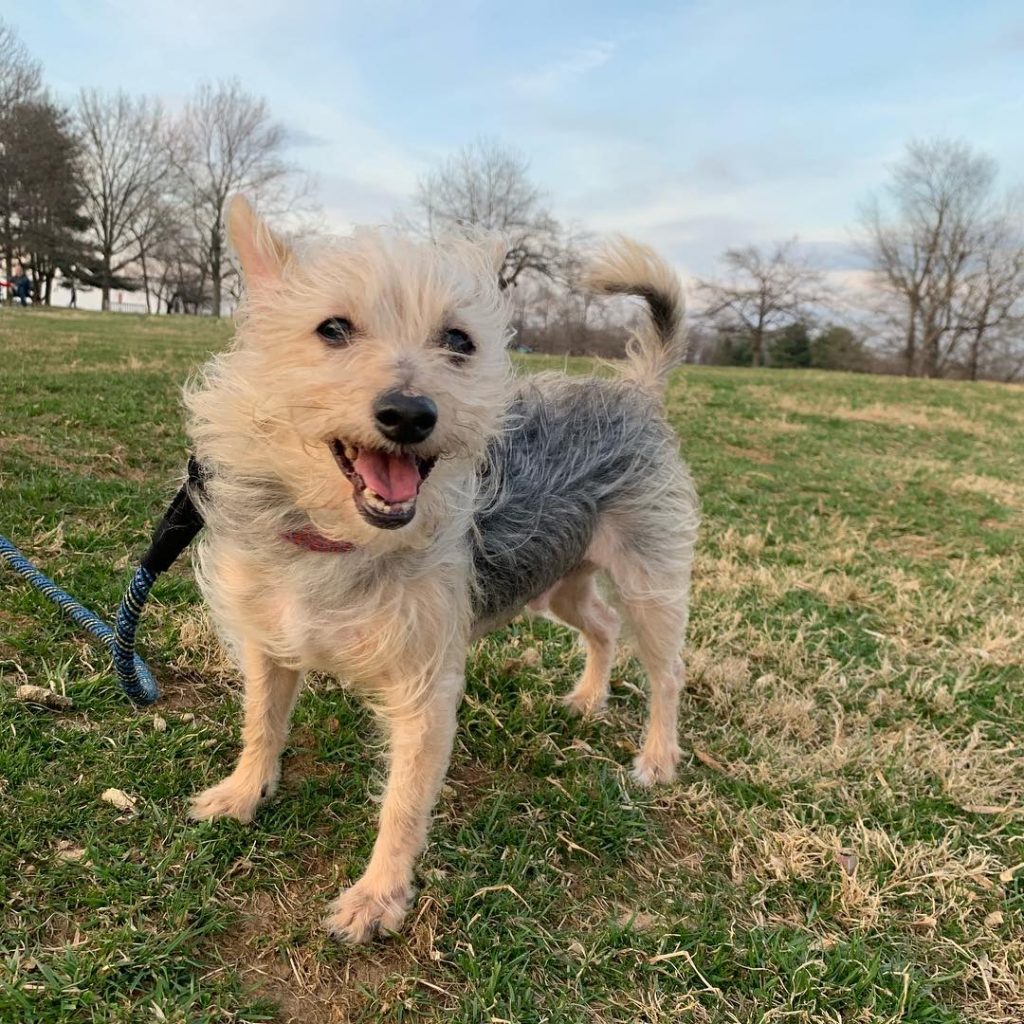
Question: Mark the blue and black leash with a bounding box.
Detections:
[0,456,206,706]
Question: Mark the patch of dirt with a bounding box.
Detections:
[722,443,774,464]
[279,729,340,791]
[439,761,497,820]
[149,666,235,715]
[213,868,454,1023]
[214,890,364,1024]
[0,607,37,630]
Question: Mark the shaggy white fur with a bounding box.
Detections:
[185,196,698,943]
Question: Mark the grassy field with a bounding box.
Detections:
[1,307,1022,1024]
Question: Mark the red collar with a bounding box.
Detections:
[281,528,357,554]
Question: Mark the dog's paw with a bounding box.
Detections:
[630,743,680,787]
[322,881,411,944]
[189,774,273,823]
[561,685,608,718]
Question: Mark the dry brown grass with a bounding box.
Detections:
[764,392,987,435]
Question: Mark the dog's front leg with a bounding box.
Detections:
[190,643,302,823]
[323,667,463,943]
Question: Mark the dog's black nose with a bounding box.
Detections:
[373,390,438,444]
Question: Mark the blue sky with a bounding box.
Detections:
[19,0,1024,277]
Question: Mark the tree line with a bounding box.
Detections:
[403,132,1024,382]
[682,142,1022,381]
[3,18,1022,380]
[0,20,305,316]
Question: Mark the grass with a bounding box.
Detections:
[0,306,1022,1024]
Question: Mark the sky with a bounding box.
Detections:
[17,0,1024,279]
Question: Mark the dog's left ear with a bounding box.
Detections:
[226,194,292,291]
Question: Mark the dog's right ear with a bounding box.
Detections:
[226,195,292,291]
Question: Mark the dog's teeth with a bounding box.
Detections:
[365,490,393,512]
[363,489,415,515]
[344,444,357,461]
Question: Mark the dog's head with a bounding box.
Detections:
[188,196,512,545]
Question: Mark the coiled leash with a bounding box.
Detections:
[0,457,206,705]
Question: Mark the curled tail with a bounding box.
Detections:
[585,237,686,396]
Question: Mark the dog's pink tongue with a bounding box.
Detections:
[353,450,421,503]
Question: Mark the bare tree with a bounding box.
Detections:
[0,18,42,280]
[0,19,40,110]
[149,220,209,314]
[409,139,561,289]
[697,241,822,367]
[169,80,295,316]
[130,196,180,313]
[858,139,1024,378]
[950,202,1024,381]
[76,90,167,310]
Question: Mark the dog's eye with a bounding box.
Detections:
[316,317,354,347]
[441,328,475,360]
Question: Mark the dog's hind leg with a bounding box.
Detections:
[620,592,687,786]
[190,644,302,823]
[603,548,691,787]
[323,669,463,944]
[543,564,621,717]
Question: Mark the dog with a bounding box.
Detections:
[185,196,699,942]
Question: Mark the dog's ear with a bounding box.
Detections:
[226,194,292,290]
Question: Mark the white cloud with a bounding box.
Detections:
[511,39,615,98]
[279,97,428,232]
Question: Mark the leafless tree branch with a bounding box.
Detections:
[696,240,824,367]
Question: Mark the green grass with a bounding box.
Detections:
[1,307,1022,1023]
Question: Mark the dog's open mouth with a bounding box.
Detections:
[329,439,437,529]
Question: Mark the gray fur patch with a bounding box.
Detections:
[471,373,690,622]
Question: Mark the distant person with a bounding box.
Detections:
[68,277,77,308]
[12,263,31,306]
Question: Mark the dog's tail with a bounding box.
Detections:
[585,237,686,396]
